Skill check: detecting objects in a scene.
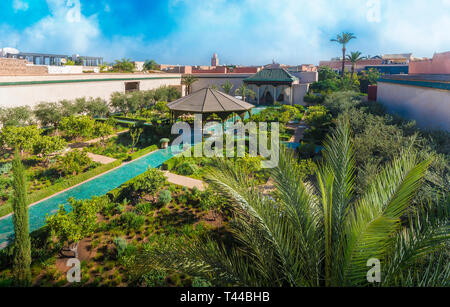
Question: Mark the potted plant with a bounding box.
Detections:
[160,138,170,149]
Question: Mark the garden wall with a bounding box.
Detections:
[377,81,450,131]
[0,73,183,108]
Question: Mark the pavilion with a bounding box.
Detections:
[244,67,299,105]
[167,87,254,123]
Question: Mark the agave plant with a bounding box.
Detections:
[132,122,449,287]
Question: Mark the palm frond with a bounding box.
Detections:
[341,151,432,286]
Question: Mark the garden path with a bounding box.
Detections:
[163,171,206,191]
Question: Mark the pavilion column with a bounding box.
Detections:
[290,85,293,105]
[273,86,277,104]
[257,86,260,105]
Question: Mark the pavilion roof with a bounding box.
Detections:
[167,88,254,114]
[244,67,298,84]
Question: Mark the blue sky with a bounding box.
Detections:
[1,0,449,65]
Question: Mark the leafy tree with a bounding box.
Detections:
[112,58,135,73]
[33,102,63,127]
[32,135,67,165]
[11,151,31,286]
[93,122,115,146]
[221,81,234,95]
[235,84,256,102]
[0,125,41,155]
[337,72,360,91]
[46,198,102,253]
[58,150,92,176]
[58,99,79,117]
[346,51,366,80]
[129,126,144,153]
[64,59,75,66]
[143,59,159,71]
[0,106,33,127]
[318,66,339,81]
[85,97,110,118]
[132,122,449,287]
[110,92,128,115]
[330,32,357,77]
[58,115,96,140]
[182,75,198,95]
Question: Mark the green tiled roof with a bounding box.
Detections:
[244,68,298,84]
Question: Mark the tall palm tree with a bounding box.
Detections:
[181,74,198,96]
[346,51,366,80]
[221,80,234,95]
[331,32,357,77]
[235,84,256,102]
[132,122,449,287]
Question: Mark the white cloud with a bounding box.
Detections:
[13,0,29,12]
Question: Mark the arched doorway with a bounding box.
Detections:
[263,91,274,105]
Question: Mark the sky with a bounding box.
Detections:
[0,0,449,66]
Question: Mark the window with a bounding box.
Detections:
[125,82,140,92]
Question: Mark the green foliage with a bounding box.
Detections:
[0,125,41,153]
[93,122,114,144]
[304,92,326,104]
[235,84,256,102]
[358,68,381,94]
[58,115,96,140]
[112,58,135,73]
[119,212,145,230]
[135,202,154,215]
[158,190,172,206]
[221,80,234,94]
[318,66,340,81]
[11,152,31,286]
[182,75,198,95]
[0,106,33,127]
[132,122,449,287]
[46,197,102,245]
[143,59,159,71]
[32,135,67,162]
[33,102,64,127]
[58,150,92,176]
[175,162,198,176]
[118,168,166,201]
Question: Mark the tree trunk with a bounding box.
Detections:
[351,64,355,81]
[341,47,346,77]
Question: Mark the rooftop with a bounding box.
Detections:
[167,88,254,114]
[244,67,298,84]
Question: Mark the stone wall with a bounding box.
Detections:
[409,51,450,74]
[0,58,48,75]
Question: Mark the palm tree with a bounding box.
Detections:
[132,122,449,287]
[221,81,234,95]
[235,84,256,102]
[181,74,198,96]
[346,51,366,80]
[331,32,357,77]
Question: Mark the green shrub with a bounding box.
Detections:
[120,212,145,230]
[175,162,198,176]
[158,190,172,205]
[135,202,154,215]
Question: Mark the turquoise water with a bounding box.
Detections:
[0,106,269,248]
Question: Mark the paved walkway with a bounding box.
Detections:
[86,152,117,165]
[163,171,206,191]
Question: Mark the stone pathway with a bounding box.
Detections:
[86,152,117,165]
[163,171,206,191]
